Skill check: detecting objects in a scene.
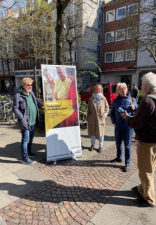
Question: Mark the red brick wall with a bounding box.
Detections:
[102,0,140,71]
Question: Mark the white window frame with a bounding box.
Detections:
[106,10,115,23]
[105,31,114,43]
[4,63,7,70]
[65,51,77,63]
[126,27,137,39]
[116,6,126,20]
[128,3,138,16]
[9,61,13,70]
[125,49,136,61]
[114,50,124,62]
[105,52,113,63]
[72,51,77,62]
[115,29,125,41]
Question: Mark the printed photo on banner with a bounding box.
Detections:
[41,65,79,130]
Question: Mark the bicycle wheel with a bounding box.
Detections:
[5,106,12,122]
[0,106,3,120]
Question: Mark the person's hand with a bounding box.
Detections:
[120,110,128,119]
[41,106,45,110]
[130,104,135,111]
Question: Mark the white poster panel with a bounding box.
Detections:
[41,65,82,162]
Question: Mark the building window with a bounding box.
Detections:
[106,10,115,23]
[65,51,77,63]
[0,62,2,70]
[126,27,137,39]
[4,64,7,70]
[40,58,47,64]
[9,61,13,70]
[105,52,113,63]
[8,42,12,52]
[114,50,124,62]
[125,49,136,61]
[154,0,156,6]
[153,18,156,28]
[18,60,23,70]
[105,31,114,43]
[128,3,138,16]
[115,29,125,41]
[116,7,126,20]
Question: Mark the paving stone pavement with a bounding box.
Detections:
[0,117,156,225]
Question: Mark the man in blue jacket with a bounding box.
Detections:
[13,78,44,165]
[110,83,138,172]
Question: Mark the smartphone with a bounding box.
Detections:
[118,107,125,113]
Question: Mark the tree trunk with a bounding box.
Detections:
[69,41,73,65]
[33,60,38,96]
[6,58,12,93]
[56,0,64,65]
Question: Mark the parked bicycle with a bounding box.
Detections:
[0,99,18,123]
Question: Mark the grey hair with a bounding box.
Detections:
[142,72,156,93]
[116,82,127,94]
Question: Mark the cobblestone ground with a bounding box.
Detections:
[0,136,137,225]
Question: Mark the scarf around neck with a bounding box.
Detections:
[92,93,103,105]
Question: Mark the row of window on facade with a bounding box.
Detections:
[105,49,136,63]
[0,51,77,71]
[0,62,13,70]
[105,26,137,43]
[53,51,77,64]
[106,3,138,23]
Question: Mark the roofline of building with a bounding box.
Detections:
[101,0,121,8]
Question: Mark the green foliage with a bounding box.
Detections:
[77,93,81,104]
[0,95,6,101]
[79,61,102,78]
[79,101,87,112]
[84,61,102,73]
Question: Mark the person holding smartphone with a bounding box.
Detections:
[110,83,138,172]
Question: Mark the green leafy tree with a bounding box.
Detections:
[13,0,53,95]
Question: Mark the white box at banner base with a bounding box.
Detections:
[41,65,82,162]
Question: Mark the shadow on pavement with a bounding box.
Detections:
[0,142,46,163]
[0,179,138,207]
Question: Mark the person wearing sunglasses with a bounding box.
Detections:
[13,78,44,165]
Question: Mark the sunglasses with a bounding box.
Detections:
[26,84,32,87]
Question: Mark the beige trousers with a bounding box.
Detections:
[137,141,156,205]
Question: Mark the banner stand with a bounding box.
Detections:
[41,65,82,162]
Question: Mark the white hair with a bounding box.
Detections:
[116,82,127,94]
[142,72,156,93]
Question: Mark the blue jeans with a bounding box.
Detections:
[115,128,133,166]
[21,125,35,161]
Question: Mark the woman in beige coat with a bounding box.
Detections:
[87,84,109,153]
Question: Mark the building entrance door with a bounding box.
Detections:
[121,75,131,91]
